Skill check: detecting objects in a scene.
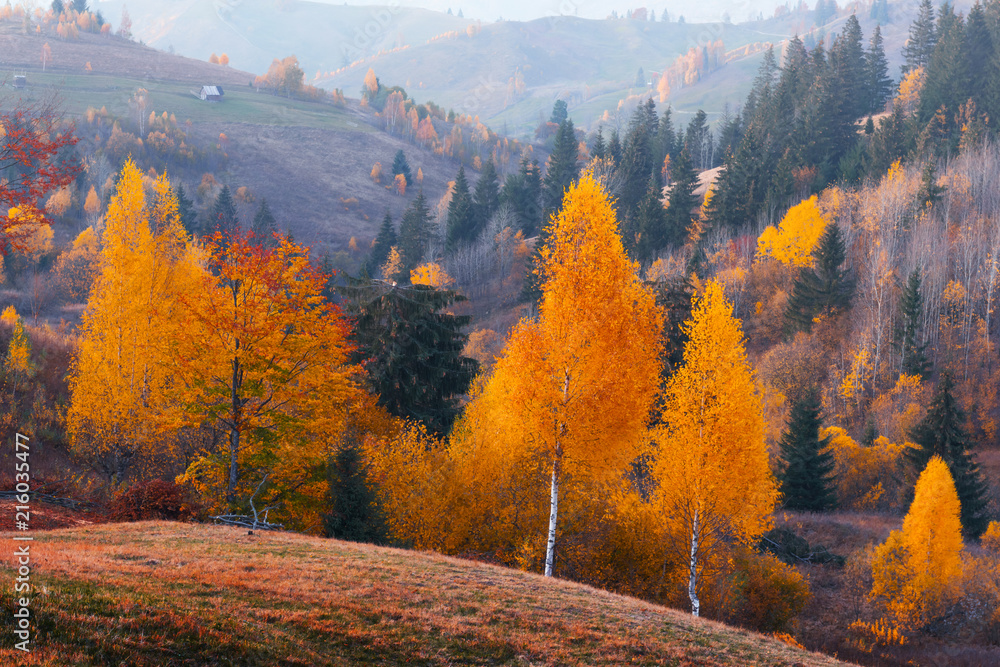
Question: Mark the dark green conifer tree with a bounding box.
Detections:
[397,191,432,277]
[663,148,699,248]
[907,374,990,538]
[903,0,937,73]
[340,279,478,434]
[549,99,568,125]
[391,149,413,185]
[607,130,623,166]
[365,210,396,277]
[210,185,240,236]
[778,388,837,511]
[895,268,931,378]
[500,157,543,236]
[785,222,855,333]
[861,416,878,448]
[323,427,386,543]
[591,128,607,160]
[251,198,278,247]
[174,184,198,236]
[541,118,580,217]
[864,26,893,115]
[445,165,474,251]
[635,172,666,263]
[472,159,501,235]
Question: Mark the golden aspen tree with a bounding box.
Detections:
[83,185,100,223]
[756,195,827,267]
[870,456,964,629]
[410,262,454,288]
[67,159,182,482]
[458,172,663,577]
[4,307,32,378]
[653,279,779,616]
[166,230,357,510]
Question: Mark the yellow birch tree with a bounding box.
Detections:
[456,172,663,577]
[652,279,780,616]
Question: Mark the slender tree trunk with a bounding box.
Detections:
[688,508,700,617]
[544,454,561,577]
[227,355,241,506]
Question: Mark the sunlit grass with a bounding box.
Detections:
[0,522,852,665]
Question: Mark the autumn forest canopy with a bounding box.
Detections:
[7,0,1000,664]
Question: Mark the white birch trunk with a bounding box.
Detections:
[688,507,700,617]
[544,457,560,577]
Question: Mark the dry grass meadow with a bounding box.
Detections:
[0,521,855,666]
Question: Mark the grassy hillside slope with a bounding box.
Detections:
[0,522,853,666]
[0,25,459,250]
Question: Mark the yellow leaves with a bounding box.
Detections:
[756,195,827,267]
[3,307,32,377]
[821,426,904,510]
[0,305,17,327]
[380,246,402,281]
[885,159,904,184]
[982,521,1000,553]
[370,161,382,184]
[895,67,925,115]
[394,173,407,196]
[653,279,779,546]
[410,262,454,289]
[363,67,378,94]
[870,456,964,630]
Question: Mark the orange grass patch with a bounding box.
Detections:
[1,522,854,666]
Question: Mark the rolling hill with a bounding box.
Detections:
[0,22,461,252]
[0,521,854,666]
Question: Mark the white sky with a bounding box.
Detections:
[305,0,786,24]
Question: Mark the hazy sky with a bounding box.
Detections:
[307,0,785,24]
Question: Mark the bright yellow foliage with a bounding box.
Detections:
[895,67,925,115]
[756,195,827,267]
[652,279,779,613]
[380,246,402,281]
[982,521,1000,553]
[4,310,31,377]
[452,172,663,574]
[0,305,17,327]
[410,262,455,289]
[870,456,964,629]
[822,426,905,510]
[68,159,190,482]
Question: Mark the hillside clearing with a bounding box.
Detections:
[0,522,852,666]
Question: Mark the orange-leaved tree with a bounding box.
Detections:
[869,455,964,631]
[457,171,663,577]
[756,195,827,267]
[652,279,780,616]
[167,229,358,513]
[68,160,196,482]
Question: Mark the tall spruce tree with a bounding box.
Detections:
[865,26,893,115]
[472,159,501,236]
[541,118,580,217]
[663,148,699,248]
[340,279,478,434]
[174,184,198,236]
[366,210,396,276]
[210,185,240,236]
[907,374,990,538]
[903,0,937,73]
[397,191,432,277]
[918,5,969,127]
[778,388,837,511]
[323,427,386,543]
[501,156,543,236]
[607,130,623,166]
[591,128,607,160]
[445,165,475,251]
[896,268,931,378]
[251,198,278,247]
[785,222,855,333]
[635,172,667,263]
[391,149,413,185]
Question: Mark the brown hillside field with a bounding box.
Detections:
[0,522,854,666]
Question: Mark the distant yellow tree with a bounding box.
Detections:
[380,245,402,281]
[53,226,101,301]
[363,67,379,98]
[4,307,32,378]
[370,161,383,184]
[652,279,780,616]
[219,53,229,66]
[410,262,454,289]
[84,185,101,224]
[870,456,964,630]
[457,172,663,577]
[209,53,219,65]
[394,173,407,196]
[756,195,827,267]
